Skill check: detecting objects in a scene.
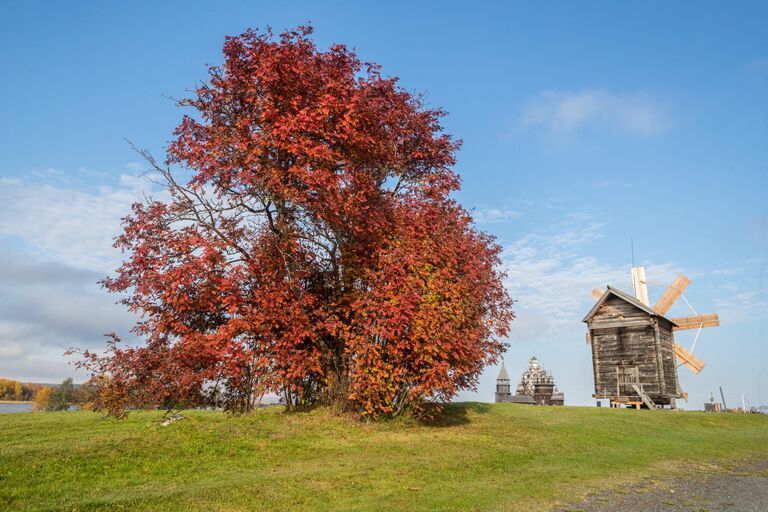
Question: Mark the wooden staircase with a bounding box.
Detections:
[631,384,657,409]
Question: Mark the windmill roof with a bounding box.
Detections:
[582,286,678,326]
[496,365,510,381]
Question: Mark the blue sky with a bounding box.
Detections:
[1,1,766,409]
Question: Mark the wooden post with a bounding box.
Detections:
[651,318,666,396]
[589,327,601,397]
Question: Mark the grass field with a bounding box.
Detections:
[1,403,767,511]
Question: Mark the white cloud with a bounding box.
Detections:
[0,331,87,383]
[499,209,767,342]
[0,167,159,382]
[0,251,139,382]
[124,162,148,173]
[519,89,672,137]
[714,289,768,324]
[0,169,159,273]
[501,212,684,336]
[472,206,522,224]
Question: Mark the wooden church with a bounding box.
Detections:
[584,267,719,409]
[495,356,564,406]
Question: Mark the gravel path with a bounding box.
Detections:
[560,458,768,512]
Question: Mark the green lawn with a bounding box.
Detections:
[1,403,766,511]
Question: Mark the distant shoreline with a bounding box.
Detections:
[0,401,34,404]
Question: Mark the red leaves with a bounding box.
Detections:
[83,25,513,419]
[343,199,513,416]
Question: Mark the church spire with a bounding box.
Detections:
[497,363,510,381]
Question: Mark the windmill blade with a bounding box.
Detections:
[653,275,691,315]
[591,287,604,301]
[675,342,705,373]
[670,313,720,331]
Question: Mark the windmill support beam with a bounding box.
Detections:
[589,328,601,392]
[651,318,667,396]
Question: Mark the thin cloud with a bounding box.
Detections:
[519,89,672,137]
[0,168,161,273]
[500,209,766,340]
[502,212,683,335]
[0,250,138,382]
[0,167,158,382]
[473,206,522,224]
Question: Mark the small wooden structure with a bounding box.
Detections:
[704,393,723,412]
[585,268,720,409]
[704,401,723,413]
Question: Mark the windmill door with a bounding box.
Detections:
[616,366,640,398]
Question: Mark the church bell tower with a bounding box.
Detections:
[495,364,511,402]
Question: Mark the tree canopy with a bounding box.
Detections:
[76,26,513,418]
[46,378,76,412]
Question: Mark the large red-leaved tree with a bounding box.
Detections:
[76,26,514,418]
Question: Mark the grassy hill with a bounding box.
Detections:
[1,403,767,511]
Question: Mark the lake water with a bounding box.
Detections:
[0,403,35,413]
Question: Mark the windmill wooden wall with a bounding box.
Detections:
[584,288,679,407]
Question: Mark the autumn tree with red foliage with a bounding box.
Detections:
[75,26,513,418]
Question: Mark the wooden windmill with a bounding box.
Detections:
[584,267,719,408]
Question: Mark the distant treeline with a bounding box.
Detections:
[0,378,97,411]
[0,378,47,401]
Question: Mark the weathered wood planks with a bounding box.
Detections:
[652,275,691,315]
[674,343,705,373]
[586,291,679,406]
[670,313,720,331]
